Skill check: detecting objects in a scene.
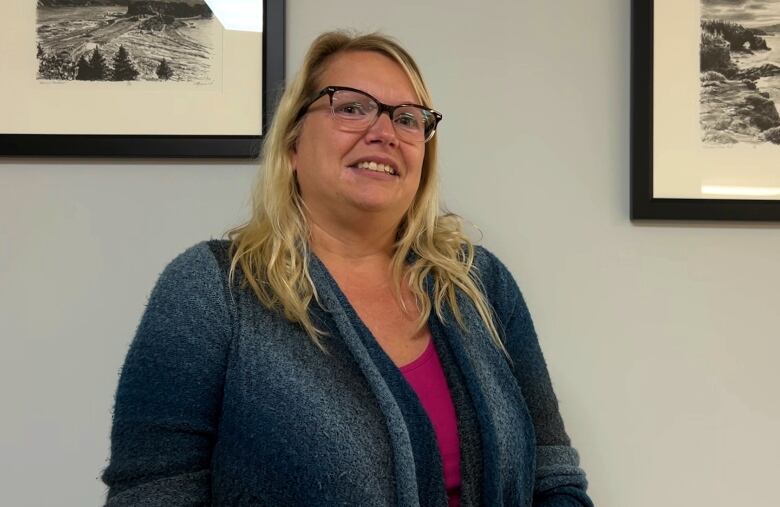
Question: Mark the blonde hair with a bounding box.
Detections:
[227,31,507,357]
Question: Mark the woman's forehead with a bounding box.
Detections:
[317,51,420,104]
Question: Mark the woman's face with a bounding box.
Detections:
[292,51,426,227]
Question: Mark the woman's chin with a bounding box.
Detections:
[343,192,406,216]
[348,198,395,213]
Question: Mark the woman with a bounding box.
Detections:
[102,31,594,507]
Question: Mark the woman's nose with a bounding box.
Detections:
[364,112,399,146]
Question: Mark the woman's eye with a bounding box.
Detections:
[336,103,367,115]
[396,113,420,129]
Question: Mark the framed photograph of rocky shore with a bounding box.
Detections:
[0,0,285,158]
[632,0,780,221]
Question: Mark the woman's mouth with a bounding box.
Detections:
[350,160,398,176]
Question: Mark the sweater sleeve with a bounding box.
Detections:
[101,242,234,506]
[475,247,594,507]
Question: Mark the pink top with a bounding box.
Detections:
[400,337,462,507]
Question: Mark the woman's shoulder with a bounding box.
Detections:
[472,245,517,292]
[471,245,529,322]
[160,239,232,279]
[166,238,230,265]
[149,239,236,311]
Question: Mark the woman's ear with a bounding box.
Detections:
[290,133,300,165]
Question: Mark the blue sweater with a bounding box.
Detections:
[101,240,593,506]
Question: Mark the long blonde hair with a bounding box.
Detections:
[228,31,506,356]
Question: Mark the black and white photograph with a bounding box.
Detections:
[700,0,780,145]
[631,0,780,220]
[36,0,217,83]
[0,1,286,157]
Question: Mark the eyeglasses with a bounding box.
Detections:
[295,86,443,144]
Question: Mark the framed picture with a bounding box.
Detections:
[632,0,780,221]
[0,0,285,158]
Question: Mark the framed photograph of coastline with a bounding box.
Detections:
[632,0,780,221]
[0,0,285,158]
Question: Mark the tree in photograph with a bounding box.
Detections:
[76,54,92,80]
[156,58,174,80]
[111,45,139,81]
[36,43,48,78]
[701,19,770,52]
[88,46,111,81]
[37,46,77,80]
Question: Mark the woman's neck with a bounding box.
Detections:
[306,217,399,285]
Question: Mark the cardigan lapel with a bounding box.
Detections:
[308,255,422,507]
[427,321,483,506]
[426,277,537,506]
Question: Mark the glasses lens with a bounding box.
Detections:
[392,106,434,142]
[331,90,377,130]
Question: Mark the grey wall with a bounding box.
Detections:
[2,1,779,505]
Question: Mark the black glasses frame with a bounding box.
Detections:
[295,85,443,142]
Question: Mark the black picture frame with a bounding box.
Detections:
[631,0,780,221]
[0,0,285,159]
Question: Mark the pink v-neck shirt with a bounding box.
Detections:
[400,337,462,506]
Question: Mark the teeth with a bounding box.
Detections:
[356,161,395,175]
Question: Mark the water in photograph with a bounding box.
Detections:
[733,34,780,105]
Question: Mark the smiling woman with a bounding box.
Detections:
[293,51,429,226]
[100,31,594,506]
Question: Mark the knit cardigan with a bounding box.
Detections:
[101,240,593,507]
